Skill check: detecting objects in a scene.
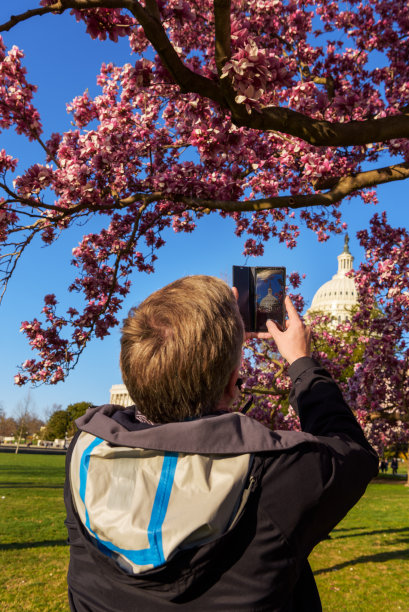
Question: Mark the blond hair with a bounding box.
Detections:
[120,275,244,423]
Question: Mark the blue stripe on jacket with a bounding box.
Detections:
[78,435,179,567]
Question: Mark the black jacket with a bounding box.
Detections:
[64,357,378,611]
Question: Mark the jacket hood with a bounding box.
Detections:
[70,430,253,577]
[69,405,316,597]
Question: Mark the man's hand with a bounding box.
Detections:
[266,296,311,365]
[232,288,311,364]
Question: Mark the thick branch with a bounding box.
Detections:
[135,0,409,144]
[144,0,161,22]
[88,161,409,214]
[3,161,409,226]
[214,0,231,75]
[128,1,224,103]
[213,0,242,112]
[2,1,409,147]
[173,162,409,212]
[235,107,409,147]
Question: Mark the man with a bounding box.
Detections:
[64,275,378,611]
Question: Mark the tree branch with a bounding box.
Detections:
[213,0,244,113]
[301,64,335,100]
[35,135,62,169]
[0,223,42,305]
[3,160,409,229]
[244,387,287,397]
[127,1,224,103]
[144,0,161,22]
[2,1,409,147]
[99,201,147,316]
[0,4,64,32]
[173,162,409,212]
[0,180,139,218]
[214,0,231,75]
[235,107,409,147]
[66,201,148,361]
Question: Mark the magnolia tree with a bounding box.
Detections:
[241,214,409,452]
[348,213,409,452]
[1,1,409,448]
[242,250,409,454]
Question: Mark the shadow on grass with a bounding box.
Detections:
[372,476,407,484]
[0,483,63,488]
[332,527,409,540]
[0,465,63,473]
[314,547,409,575]
[0,539,68,551]
[332,527,365,533]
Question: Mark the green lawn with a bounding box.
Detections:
[310,479,409,611]
[0,453,408,611]
[0,454,69,611]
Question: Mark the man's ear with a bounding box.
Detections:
[225,366,240,400]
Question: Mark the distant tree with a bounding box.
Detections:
[44,401,93,439]
[0,407,16,437]
[43,403,63,423]
[66,401,93,436]
[43,409,70,440]
[14,393,43,452]
[26,416,44,436]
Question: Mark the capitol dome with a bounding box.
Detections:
[259,287,279,312]
[307,235,358,324]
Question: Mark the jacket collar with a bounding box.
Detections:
[75,404,314,455]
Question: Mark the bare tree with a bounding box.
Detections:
[14,393,43,453]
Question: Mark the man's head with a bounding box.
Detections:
[120,275,244,423]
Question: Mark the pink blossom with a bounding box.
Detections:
[0,2,406,450]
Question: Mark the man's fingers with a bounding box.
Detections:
[266,319,282,340]
[232,286,239,301]
[245,331,273,340]
[305,325,312,346]
[284,295,300,322]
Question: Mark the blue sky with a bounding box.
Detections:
[1,3,408,419]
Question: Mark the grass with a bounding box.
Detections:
[376,460,407,482]
[0,454,408,611]
[310,479,409,611]
[0,454,69,611]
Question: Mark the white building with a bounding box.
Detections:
[110,383,133,407]
[307,234,358,323]
[259,287,279,312]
